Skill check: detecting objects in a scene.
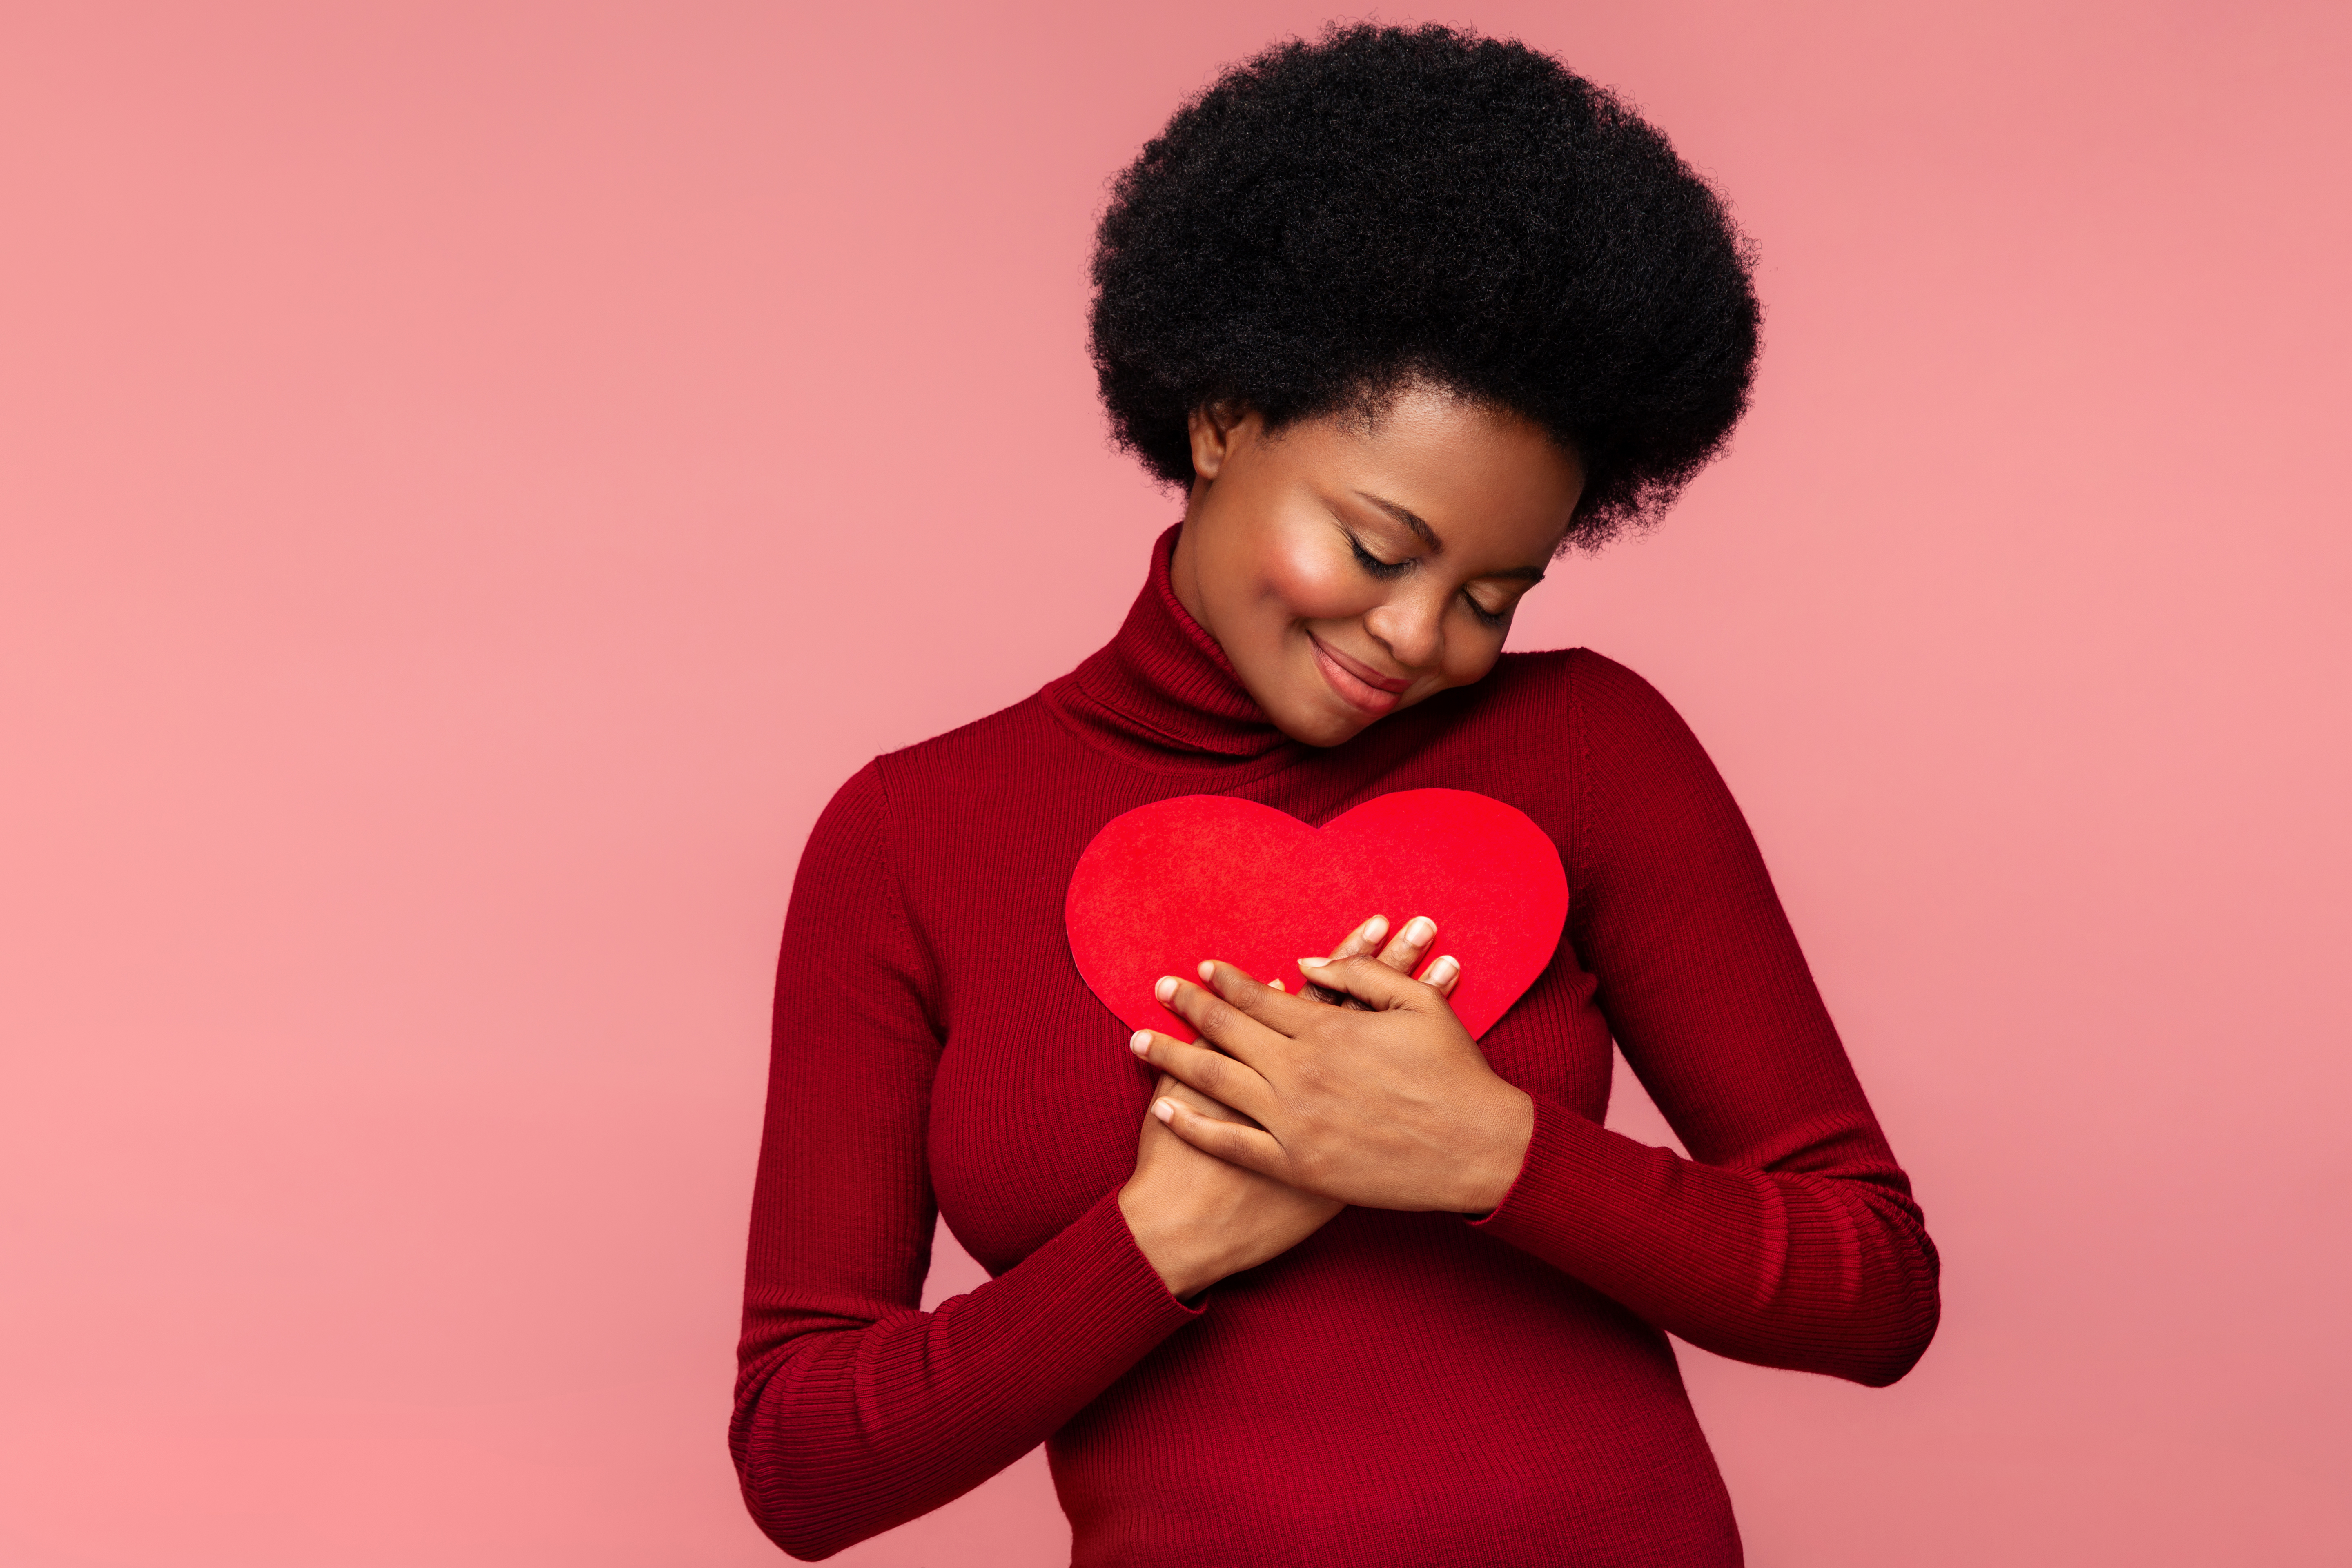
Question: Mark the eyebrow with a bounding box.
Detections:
[1354,490,1549,583]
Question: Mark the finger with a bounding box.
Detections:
[1304,914,1386,1005]
[1329,913,1389,961]
[1155,973,1285,1067]
[1291,953,1443,1014]
[1197,959,1322,1037]
[1153,1071,1263,1129]
[1299,975,1350,1006]
[1374,914,1438,973]
[1421,953,1462,998]
[1152,1095,1292,1179]
[1130,1030,1280,1125]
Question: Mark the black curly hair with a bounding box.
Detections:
[1089,23,1760,548]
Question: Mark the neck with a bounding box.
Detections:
[1167,497,1211,630]
[1043,524,1297,773]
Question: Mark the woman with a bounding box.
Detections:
[733,24,1938,1566]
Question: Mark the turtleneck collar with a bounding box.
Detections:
[1045,523,1301,774]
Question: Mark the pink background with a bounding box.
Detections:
[3,2,2346,1564]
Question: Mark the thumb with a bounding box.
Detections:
[1294,953,1440,1013]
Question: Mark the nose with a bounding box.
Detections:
[1362,588,1445,672]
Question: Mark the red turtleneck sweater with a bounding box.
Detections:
[733,528,1938,1566]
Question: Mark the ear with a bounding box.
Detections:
[1186,401,1254,481]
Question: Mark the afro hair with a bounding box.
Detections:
[1089,23,1762,547]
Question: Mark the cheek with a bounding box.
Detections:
[1438,614,1511,686]
[1257,534,1374,622]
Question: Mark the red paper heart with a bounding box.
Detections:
[1065,789,1567,1043]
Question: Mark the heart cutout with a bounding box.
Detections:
[1065,788,1568,1042]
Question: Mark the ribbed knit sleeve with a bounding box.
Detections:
[1469,655,1940,1386]
[730,763,1203,1561]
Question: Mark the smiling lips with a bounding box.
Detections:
[1307,631,1413,715]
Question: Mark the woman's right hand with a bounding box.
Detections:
[1116,913,1458,1300]
[1118,1067,1341,1301]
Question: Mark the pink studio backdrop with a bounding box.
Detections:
[3,3,2346,1564]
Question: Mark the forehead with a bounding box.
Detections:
[1289,383,1583,561]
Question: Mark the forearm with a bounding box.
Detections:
[733,1189,1199,1560]
[1469,1096,1940,1386]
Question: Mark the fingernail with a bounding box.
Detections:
[1197,960,1216,981]
[1270,979,1286,992]
[1297,956,1330,969]
[1359,914,1390,943]
[1152,1098,1177,1123]
[1129,1030,1152,1056]
[1154,976,1178,1003]
[1403,916,1436,945]
[1425,954,1460,987]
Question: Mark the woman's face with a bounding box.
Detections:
[1169,381,1586,748]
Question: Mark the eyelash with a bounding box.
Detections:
[1345,533,1411,579]
[1462,593,1508,629]
[1346,531,1510,628]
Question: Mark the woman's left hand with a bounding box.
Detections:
[1129,952,1536,1216]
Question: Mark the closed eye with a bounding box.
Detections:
[1346,532,1412,579]
[1462,589,1510,628]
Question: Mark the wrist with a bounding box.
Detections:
[1116,1179,1219,1301]
[1459,1085,1536,1216]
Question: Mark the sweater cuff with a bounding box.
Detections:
[985,1185,1203,1381]
[1465,1091,1667,1279]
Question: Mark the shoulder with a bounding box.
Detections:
[796,757,894,882]
[801,686,1058,833]
[801,687,1101,902]
[1485,646,1700,748]
[866,687,1071,800]
[793,688,1065,915]
[1482,648,1734,841]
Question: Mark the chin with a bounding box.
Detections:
[1272,696,1378,749]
